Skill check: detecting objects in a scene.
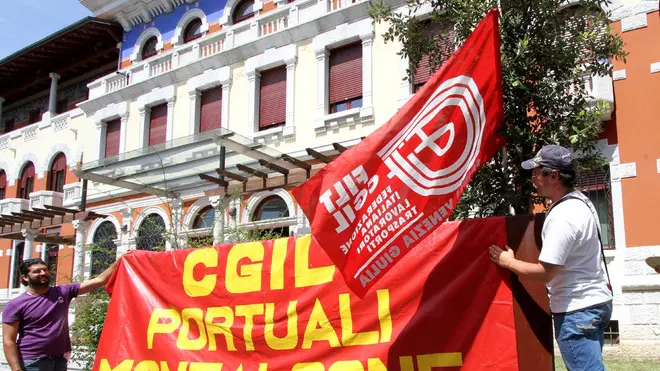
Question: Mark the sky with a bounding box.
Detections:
[0,0,92,60]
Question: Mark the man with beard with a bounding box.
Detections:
[2,258,118,371]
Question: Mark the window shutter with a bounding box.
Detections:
[149,104,168,146]
[20,163,35,189]
[259,66,287,129]
[51,154,67,172]
[0,171,6,189]
[329,42,362,105]
[200,86,223,133]
[413,23,454,86]
[105,119,121,157]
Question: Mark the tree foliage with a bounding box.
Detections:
[371,0,627,216]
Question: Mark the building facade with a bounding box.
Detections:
[0,0,659,366]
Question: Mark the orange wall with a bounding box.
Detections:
[0,239,12,289]
[611,11,660,248]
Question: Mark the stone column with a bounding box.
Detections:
[22,229,39,260]
[96,121,107,159]
[166,98,176,141]
[119,207,133,255]
[359,32,374,118]
[220,80,231,129]
[119,114,129,154]
[314,49,329,128]
[188,90,201,135]
[210,196,229,245]
[284,57,296,136]
[8,241,19,290]
[247,70,260,133]
[21,229,39,292]
[72,220,90,281]
[48,73,61,116]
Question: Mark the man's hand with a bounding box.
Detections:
[79,259,120,295]
[489,244,515,269]
[488,244,561,283]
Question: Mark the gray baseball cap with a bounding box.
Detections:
[521,145,573,170]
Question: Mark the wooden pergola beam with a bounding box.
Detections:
[332,142,348,153]
[199,174,229,187]
[306,148,331,163]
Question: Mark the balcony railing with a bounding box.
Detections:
[0,198,30,216]
[87,0,367,99]
[63,182,82,208]
[29,190,64,210]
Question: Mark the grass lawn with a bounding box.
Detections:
[554,358,660,370]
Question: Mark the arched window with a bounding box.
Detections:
[141,36,158,60]
[18,162,35,200]
[183,18,203,43]
[193,206,215,229]
[48,153,67,193]
[136,214,166,251]
[92,221,118,277]
[12,242,24,289]
[45,244,58,285]
[0,170,6,200]
[253,195,289,221]
[233,0,255,24]
[252,195,290,238]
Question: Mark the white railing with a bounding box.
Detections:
[106,73,130,94]
[259,11,289,37]
[149,55,173,77]
[29,190,64,210]
[22,124,38,142]
[86,0,367,99]
[200,37,225,58]
[329,0,357,11]
[0,135,8,150]
[63,182,82,208]
[0,198,30,216]
[51,112,70,132]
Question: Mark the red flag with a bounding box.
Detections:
[292,9,506,297]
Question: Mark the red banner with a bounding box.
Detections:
[95,217,519,371]
[291,10,505,296]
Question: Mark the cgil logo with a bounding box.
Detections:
[318,165,379,233]
[378,75,486,196]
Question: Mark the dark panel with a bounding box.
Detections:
[329,42,362,104]
[148,104,168,146]
[200,86,222,133]
[259,66,286,129]
[105,118,121,157]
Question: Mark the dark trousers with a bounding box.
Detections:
[22,356,67,371]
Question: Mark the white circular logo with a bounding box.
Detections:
[378,75,486,196]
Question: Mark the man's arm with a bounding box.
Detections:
[3,322,22,371]
[79,259,120,295]
[489,245,562,283]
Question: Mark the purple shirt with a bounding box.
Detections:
[1,283,80,360]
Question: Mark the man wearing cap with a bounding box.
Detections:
[2,258,119,371]
[489,145,612,371]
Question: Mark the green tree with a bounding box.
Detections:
[371,0,627,216]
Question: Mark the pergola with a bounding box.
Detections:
[73,127,361,244]
[74,127,359,200]
[0,205,105,244]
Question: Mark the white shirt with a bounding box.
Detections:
[538,190,612,313]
